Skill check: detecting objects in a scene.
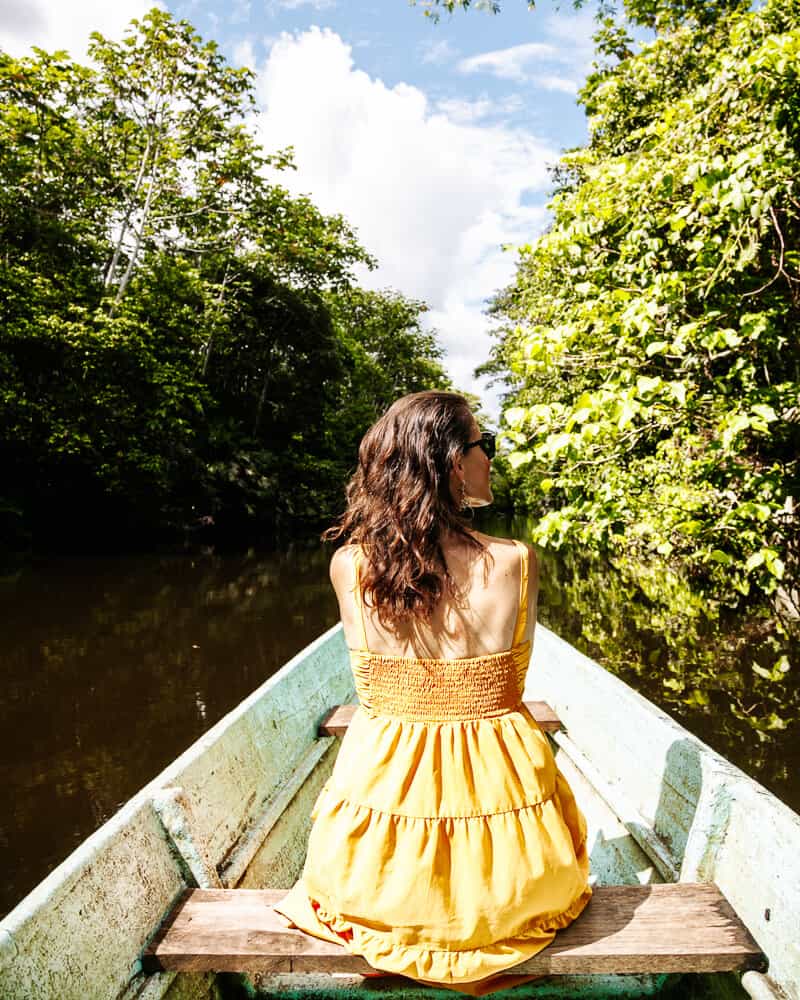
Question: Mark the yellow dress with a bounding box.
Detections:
[275,541,592,995]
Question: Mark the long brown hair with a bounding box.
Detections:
[323,391,482,626]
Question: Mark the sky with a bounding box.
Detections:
[0,0,598,419]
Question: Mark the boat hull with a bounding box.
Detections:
[0,623,796,1000]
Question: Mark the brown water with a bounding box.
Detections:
[2,523,798,918]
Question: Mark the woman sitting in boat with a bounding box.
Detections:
[275,389,592,996]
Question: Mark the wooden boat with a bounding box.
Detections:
[1,622,798,999]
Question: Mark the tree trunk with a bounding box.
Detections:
[104,131,154,290]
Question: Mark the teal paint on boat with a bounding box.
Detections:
[1,623,798,1000]
[245,972,673,998]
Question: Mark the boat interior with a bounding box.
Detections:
[0,624,797,1000]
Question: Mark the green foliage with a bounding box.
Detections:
[309,287,453,513]
[411,0,516,22]
[411,0,747,32]
[324,288,451,430]
[489,0,799,620]
[481,0,800,772]
[0,12,450,548]
[425,0,799,779]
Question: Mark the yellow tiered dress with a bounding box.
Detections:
[275,541,592,995]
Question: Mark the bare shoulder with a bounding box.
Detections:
[471,529,515,550]
[472,531,529,561]
[473,531,539,586]
[329,543,358,591]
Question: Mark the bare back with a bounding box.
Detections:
[330,532,538,659]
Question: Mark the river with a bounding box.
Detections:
[1,517,797,918]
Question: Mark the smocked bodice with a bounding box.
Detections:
[348,644,531,721]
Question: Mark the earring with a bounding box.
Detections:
[459,480,469,511]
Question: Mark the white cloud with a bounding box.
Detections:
[419,37,457,65]
[458,42,559,83]
[268,0,336,10]
[457,9,597,93]
[0,0,160,61]
[542,9,597,70]
[253,27,557,413]
[233,36,258,68]
[434,93,524,123]
[426,201,548,409]
[433,95,494,123]
[532,73,579,95]
[229,0,252,26]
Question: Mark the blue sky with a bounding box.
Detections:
[184,1,593,149]
[1,0,599,416]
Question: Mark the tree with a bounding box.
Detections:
[0,12,384,548]
[0,11,465,549]
[325,288,452,432]
[488,0,799,617]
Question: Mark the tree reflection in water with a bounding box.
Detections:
[0,543,337,918]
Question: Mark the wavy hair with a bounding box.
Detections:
[323,391,483,626]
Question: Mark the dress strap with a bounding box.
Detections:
[351,547,370,651]
[511,540,529,648]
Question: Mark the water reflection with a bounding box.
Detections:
[0,544,338,917]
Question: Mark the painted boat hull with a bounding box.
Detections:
[0,624,797,1000]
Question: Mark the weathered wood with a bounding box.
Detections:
[217,738,334,888]
[152,788,222,890]
[319,700,562,737]
[142,884,765,976]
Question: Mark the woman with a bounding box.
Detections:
[275,391,591,995]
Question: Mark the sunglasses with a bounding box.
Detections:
[464,431,496,460]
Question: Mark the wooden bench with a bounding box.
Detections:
[142,884,764,975]
[143,706,764,980]
[319,700,562,737]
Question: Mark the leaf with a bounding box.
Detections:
[636,375,661,396]
[710,549,732,565]
[667,380,687,405]
[508,450,533,470]
[745,550,765,572]
[504,406,527,429]
[617,400,638,429]
[764,552,785,580]
[751,403,777,422]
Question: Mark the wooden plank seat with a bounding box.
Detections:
[142,885,765,976]
[319,700,562,737]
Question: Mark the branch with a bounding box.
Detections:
[741,205,787,299]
